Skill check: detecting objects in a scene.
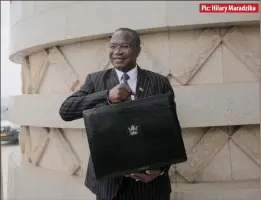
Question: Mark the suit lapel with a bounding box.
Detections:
[103,68,119,90]
[135,66,152,99]
[103,67,152,99]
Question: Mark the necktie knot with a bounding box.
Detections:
[121,73,130,84]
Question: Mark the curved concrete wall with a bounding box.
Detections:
[8,1,260,200]
[9,1,259,63]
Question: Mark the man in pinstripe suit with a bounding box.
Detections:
[59,28,181,200]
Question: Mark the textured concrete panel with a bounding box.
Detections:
[63,128,90,177]
[7,153,260,200]
[222,44,258,83]
[9,1,259,63]
[173,180,260,200]
[223,27,260,77]
[230,140,260,181]
[174,189,259,200]
[176,128,229,182]
[7,153,96,200]
[60,39,111,83]
[199,142,232,182]
[171,29,222,84]
[231,125,260,165]
[40,128,81,175]
[166,1,259,28]
[9,93,83,128]
[180,128,207,152]
[188,45,223,85]
[171,125,260,183]
[8,82,259,128]
[174,82,259,128]
[138,32,170,76]
[48,47,80,91]
[29,128,49,166]
[19,126,32,162]
[27,50,51,93]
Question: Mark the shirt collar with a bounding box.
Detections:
[115,65,138,80]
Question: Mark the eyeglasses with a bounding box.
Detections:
[108,44,131,51]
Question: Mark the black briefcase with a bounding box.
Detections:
[83,92,187,180]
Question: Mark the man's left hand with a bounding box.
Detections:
[125,170,162,183]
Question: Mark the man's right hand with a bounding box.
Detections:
[108,83,134,103]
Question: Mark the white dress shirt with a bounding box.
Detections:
[115,66,138,100]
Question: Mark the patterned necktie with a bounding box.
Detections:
[121,73,132,100]
[121,73,130,85]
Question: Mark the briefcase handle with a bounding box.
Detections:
[117,101,170,115]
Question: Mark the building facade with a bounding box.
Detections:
[7,1,260,200]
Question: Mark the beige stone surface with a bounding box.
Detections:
[13,125,261,185]
[7,1,261,198]
[7,82,260,129]
[19,126,261,185]
[223,27,260,77]
[176,128,229,182]
[174,189,259,200]
[7,153,260,200]
[174,82,259,128]
[138,32,170,76]
[171,29,222,85]
[47,47,80,92]
[1,143,20,200]
[63,128,90,177]
[9,1,259,63]
[179,128,207,152]
[188,44,223,85]
[173,180,260,200]
[14,26,260,91]
[200,143,232,182]
[231,125,260,165]
[7,153,96,200]
[230,140,260,181]
[60,39,110,84]
[170,125,260,185]
[222,44,258,83]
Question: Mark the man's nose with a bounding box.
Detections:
[114,47,123,55]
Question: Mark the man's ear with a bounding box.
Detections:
[136,46,141,56]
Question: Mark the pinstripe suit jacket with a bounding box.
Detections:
[59,66,180,200]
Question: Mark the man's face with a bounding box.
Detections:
[109,31,140,71]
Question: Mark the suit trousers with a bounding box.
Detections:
[96,177,170,200]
